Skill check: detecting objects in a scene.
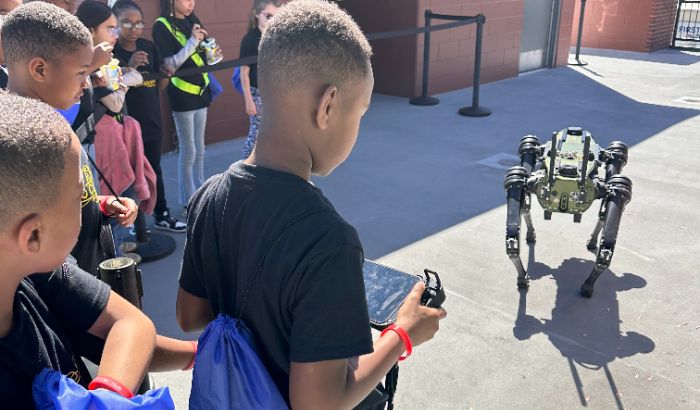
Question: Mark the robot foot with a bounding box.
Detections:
[526,230,536,244]
[580,280,594,298]
[586,240,597,252]
[517,275,530,290]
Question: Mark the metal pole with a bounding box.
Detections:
[459,14,491,117]
[410,10,440,106]
[568,0,588,66]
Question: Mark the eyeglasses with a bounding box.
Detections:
[262,12,274,20]
[108,27,121,37]
[121,21,145,31]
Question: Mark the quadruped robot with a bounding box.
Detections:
[504,127,632,297]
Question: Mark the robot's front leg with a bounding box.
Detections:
[581,175,632,297]
[523,194,536,244]
[505,166,530,289]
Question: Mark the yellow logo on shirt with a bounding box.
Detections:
[81,164,98,208]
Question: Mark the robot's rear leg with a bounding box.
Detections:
[505,166,530,289]
[587,202,605,251]
[523,195,536,244]
[581,175,632,298]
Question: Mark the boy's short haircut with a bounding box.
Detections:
[0,92,73,230]
[1,2,92,67]
[258,0,372,91]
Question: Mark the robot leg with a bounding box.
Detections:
[587,202,605,251]
[505,166,530,289]
[581,175,632,297]
[523,194,536,244]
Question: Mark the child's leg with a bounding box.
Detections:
[193,107,208,189]
[172,110,197,208]
[142,133,168,216]
[242,87,262,159]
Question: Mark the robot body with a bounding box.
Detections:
[504,127,632,297]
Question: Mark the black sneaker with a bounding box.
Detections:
[154,210,187,233]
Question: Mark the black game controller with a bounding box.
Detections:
[420,269,446,308]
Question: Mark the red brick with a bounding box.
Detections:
[438,41,461,59]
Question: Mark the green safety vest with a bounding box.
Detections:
[156,17,210,96]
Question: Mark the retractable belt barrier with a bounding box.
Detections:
[142,12,491,117]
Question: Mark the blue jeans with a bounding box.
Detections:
[172,108,207,207]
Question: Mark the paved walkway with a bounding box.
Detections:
[143,48,700,408]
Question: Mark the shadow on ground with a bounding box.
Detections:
[513,249,655,409]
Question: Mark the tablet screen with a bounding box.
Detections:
[363,260,421,326]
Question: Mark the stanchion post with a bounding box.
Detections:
[410,10,440,106]
[458,14,491,117]
[568,0,588,66]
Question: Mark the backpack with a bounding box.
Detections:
[32,368,174,410]
[188,176,287,410]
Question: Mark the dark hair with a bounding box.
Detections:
[159,0,201,26]
[0,91,73,230]
[1,2,92,66]
[112,0,142,17]
[75,0,114,30]
[258,0,372,91]
[249,0,282,29]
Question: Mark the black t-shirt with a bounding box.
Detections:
[239,27,261,89]
[0,261,110,408]
[70,147,111,276]
[180,161,373,402]
[114,39,163,140]
[153,16,211,112]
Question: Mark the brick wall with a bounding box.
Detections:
[415,0,524,95]
[647,0,678,50]
[570,0,678,52]
[348,0,577,98]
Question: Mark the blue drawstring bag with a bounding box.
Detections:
[208,73,224,101]
[231,67,243,94]
[189,314,288,410]
[32,368,175,410]
[56,102,81,126]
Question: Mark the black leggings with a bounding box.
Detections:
[142,134,168,216]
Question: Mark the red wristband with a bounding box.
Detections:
[88,376,134,399]
[183,341,197,371]
[380,324,412,361]
[98,196,111,217]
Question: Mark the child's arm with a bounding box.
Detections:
[289,283,446,410]
[176,287,214,332]
[87,290,157,393]
[149,336,197,372]
[240,66,257,116]
[156,22,207,74]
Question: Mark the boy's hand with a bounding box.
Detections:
[91,72,108,88]
[245,98,258,116]
[93,42,114,68]
[128,51,149,68]
[103,196,138,226]
[395,282,447,347]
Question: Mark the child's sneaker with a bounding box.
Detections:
[154,210,187,233]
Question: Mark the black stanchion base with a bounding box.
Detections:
[409,96,440,106]
[567,58,588,66]
[125,233,177,263]
[458,106,491,117]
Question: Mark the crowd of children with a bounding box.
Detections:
[0,0,446,408]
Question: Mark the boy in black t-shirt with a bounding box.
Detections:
[2,2,138,275]
[0,92,157,407]
[177,1,447,408]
